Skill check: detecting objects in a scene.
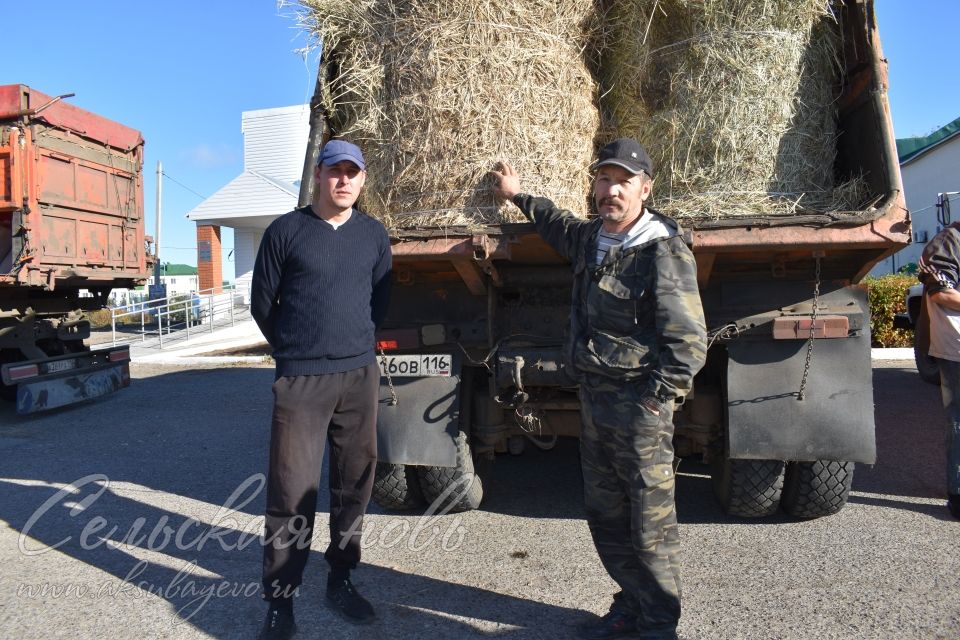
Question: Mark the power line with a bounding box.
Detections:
[161,171,208,200]
[911,192,960,216]
[160,246,234,251]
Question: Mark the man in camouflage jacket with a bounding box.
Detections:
[491,138,707,640]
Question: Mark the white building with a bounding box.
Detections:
[871,117,960,275]
[93,265,198,307]
[155,274,198,297]
[186,104,310,300]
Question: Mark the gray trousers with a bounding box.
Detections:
[938,359,960,497]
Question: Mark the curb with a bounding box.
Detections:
[870,348,914,361]
[132,355,272,366]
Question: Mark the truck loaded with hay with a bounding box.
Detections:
[296,0,908,518]
[0,86,150,413]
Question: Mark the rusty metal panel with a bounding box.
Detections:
[75,163,110,209]
[0,90,149,290]
[78,220,109,264]
[0,149,11,208]
[0,85,142,151]
[108,225,123,264]
[40,213,77,258]
[123,227,139,267]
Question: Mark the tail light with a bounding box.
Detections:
[6,364,39,381]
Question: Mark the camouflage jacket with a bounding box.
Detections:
[513,194,707,407]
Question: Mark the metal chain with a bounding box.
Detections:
[378,346,399,406]
[797,255,822,401]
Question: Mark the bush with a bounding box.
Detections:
[86,306,156,329]
[85,309,112,329]
[863,274,916,348]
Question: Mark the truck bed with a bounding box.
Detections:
[386,0,908,288]
[0,84,150,293]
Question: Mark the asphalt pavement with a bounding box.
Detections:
[0,359,957,640]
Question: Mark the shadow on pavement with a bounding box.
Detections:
[1,366,587,639]
[1,361,949,638]
[854,365,945,502]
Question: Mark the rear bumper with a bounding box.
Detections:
[2,346,131,414]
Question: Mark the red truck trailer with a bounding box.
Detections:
[301,0,910,518]
[0,85,152,414]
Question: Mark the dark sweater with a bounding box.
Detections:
[251,206,392,377]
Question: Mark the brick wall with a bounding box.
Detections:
[196,224,222,293]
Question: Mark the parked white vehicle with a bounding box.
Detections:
[894,283,940,384]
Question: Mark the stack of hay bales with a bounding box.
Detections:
[598,0,865,219]
[300,0,601,230]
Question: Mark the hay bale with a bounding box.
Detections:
[298,0,601,230]
[599,0,868,219]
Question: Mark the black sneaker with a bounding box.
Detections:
[576,610,639,639]
[949,494,960,519]
[257,602,297,640]
[325,578,375,625]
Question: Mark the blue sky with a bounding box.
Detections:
[6,1,957,278]
[6,1,319,277]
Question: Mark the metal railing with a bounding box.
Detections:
[109,285,250,350]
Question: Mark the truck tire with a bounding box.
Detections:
[371,463,425,511]
[712,456,785,518]
[781,460,854,519]
[418,431,483,513]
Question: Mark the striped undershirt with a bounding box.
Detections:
[596,230,628,265]
[595,210,672,265]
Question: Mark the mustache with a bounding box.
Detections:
[598,197,621,208]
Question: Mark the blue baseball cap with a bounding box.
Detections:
[319,139,366,170]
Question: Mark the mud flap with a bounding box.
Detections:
[16,363,130,414]
[726,331,876,464]
[376,353,461,467]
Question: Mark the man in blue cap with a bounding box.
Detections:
[252,139,392,639]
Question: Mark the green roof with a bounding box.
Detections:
[897,115,960,164]
[162,263,197,276]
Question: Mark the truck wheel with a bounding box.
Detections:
[712,456,785,518]
[371,463,425,511]
[418,431,483,513]
[781,460,854,519]
[914,335,940,385]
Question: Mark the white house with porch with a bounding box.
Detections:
[186,104,309,301]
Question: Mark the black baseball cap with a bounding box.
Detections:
[592,138,653,177]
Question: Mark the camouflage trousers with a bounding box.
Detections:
[580,381,682,630]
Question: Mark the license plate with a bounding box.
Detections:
[379,354,451,377]
[46,359,77,374]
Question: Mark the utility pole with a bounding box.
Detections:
[155,160,162,286]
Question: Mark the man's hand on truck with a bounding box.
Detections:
[489,161,521,202]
